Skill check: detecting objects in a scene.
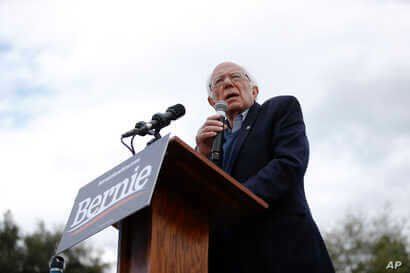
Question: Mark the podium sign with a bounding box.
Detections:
[56,134,171,253]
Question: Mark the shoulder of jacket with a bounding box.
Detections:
[261,95,299,109]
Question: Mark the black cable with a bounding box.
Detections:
[130,135,136,154]
[121,136,135,155]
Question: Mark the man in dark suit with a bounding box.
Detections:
[196,62,335,273]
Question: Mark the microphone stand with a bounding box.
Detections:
[146,128,162,146]
[121,122,163,155]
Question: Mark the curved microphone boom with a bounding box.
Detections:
[210,100,227,165]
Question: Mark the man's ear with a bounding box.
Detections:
[208,96,216,107]
[252,86,259,100]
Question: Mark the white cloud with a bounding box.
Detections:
[1,0,410,270]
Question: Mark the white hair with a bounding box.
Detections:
[206,66,258,99]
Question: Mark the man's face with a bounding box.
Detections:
[208,62,258,114]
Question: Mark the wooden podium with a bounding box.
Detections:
[117,137,268,273]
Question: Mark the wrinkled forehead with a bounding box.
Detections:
[211,63,246,80]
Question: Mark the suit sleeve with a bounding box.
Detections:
[243,97,309,204]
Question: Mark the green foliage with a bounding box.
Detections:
[325,206,410,273]
[0,211,24,273]
[0,211,110,273]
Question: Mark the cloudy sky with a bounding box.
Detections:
[1,0,409,269]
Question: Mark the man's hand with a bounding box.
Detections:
[195,114,225,157]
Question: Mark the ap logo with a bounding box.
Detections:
[386,261,402,270]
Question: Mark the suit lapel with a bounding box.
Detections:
[226,102,261,174]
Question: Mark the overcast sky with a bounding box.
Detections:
[1,0,409,269]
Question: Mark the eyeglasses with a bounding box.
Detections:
[210,72,250,90]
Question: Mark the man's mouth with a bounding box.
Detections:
[224,93,239,101]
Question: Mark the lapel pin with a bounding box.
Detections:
[246,125,251,130]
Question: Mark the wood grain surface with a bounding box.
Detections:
[117,136,268,273]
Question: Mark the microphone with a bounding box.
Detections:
[49,256,65,273]
[210,101,227,165]
[122,104,186,138]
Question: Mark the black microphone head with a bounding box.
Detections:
[166,104,186,120]
[214,100,227,118]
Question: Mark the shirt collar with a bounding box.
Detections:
[240,108,250,121]
[226,107,250,132]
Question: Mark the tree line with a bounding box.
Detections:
[0,211,109,273]
[324,206,410,272]
[0,207,409,273]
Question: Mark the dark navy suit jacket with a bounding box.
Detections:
[209,96,335,273]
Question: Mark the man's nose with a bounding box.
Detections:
[221,77,234,89]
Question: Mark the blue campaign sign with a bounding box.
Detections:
[56,134,171,254]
